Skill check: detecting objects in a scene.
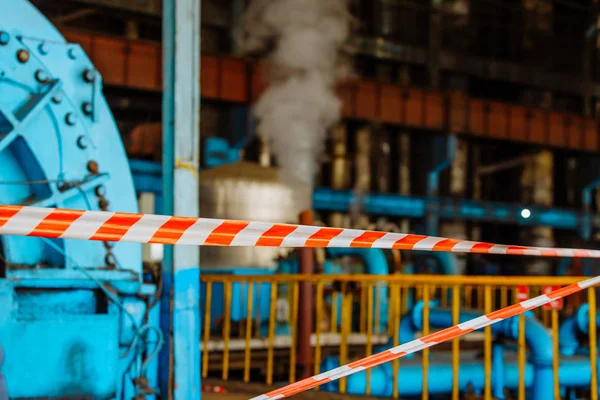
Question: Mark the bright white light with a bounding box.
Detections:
[521,209,531,219]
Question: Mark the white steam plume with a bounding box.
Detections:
[242,0,352,187]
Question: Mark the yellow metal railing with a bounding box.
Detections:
[201,274,599,399]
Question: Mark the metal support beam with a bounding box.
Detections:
[426,135,456,235]
[160,0,201,399]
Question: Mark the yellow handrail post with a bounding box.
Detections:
[266,282,278,385]
[201,281,212,379]
[314,281,324,388]
[222,281,232,380]
[589,288,598,400]
[483,285,492,399]
[366,283,374,396]
[422,284,430,400]
[551,308,560,399]
[289,281,300,384]
[452,284,460,400]
[243,282,254,383]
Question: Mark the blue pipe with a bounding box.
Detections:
[492,343,505,399]
[320,354,536,397]
[313,188,584,230]
[559,316,580,356]
[321,353,600,397]
[326,248,389,331]
[560,304,600,357]
[398,305,553,400]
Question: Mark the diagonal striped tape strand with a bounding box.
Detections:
[250,275,600,399]
[1,205,600,258]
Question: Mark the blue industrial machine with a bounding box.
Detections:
[0,2,161,399]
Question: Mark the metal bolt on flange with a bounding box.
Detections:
[82,102,92,115]
[35,70,49,83]
[98,198,110,210]
[82,69,95,83]
[76,135,88,149]
[94,185,107,197]
[51,92,63,104]
[87,160,99,174]
[65,113,76,126]
[16,49,29,63]
[38,42,49,55]
[67,47,78,60]
[0,31,9,46]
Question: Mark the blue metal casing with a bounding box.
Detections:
[0,2,154,399]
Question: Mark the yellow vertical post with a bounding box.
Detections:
[500,286,508,308]
[366,283,374,396]
[452,284,460,400]
[289,281,300,384]
[201,281,213,379]
[441,285,448,308]
[243,282,254,383]
[484,285,492,399]
[360,285,367,333]
[465,286,472,309]
[393,284,401,399]
[551,309,560,399]
[314,281,324,388]
[422,284,430,400]
[222,281,232,380]
[589,288,598,400]
[374,283,381,334]
[331,292,339,333]
[266,282,278,385]
[518,306,526,400]
[340,284,349,394]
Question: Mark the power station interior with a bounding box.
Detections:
[1,0,600,399]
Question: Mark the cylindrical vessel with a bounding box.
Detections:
[199,161,306,270]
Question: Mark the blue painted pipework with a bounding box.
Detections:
[560,303,600,359]
[313,188,596,231]
[127,158,598,234]
[324,303,600,398]
[0,2,159,398]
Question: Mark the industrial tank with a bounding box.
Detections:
[200,161,307,270]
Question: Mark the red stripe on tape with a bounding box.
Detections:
[433,239,462,252]
[256,224,298,247]
[421,326,470,343]
[150,216,198,244]
[29,209,85,238]
[393,234,427,250]
[305,227,344,247]
[0,205,22,228]
[350,231,387,248]
[204,221,249,246]
[90,213,142,241]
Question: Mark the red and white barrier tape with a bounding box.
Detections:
[1,205,599,398]
[250,275,600,399]
[1,205,600,258]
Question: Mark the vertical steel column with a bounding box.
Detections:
[298,210,315,378]
[160,0,202,399]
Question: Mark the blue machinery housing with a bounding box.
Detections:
[0,2,159,399]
